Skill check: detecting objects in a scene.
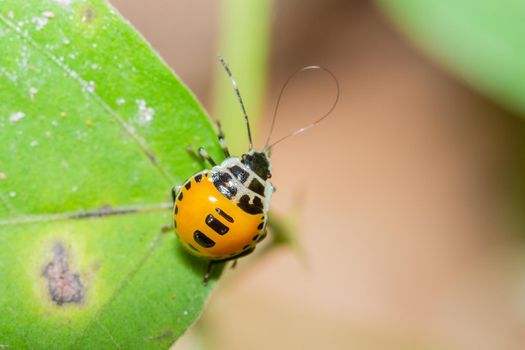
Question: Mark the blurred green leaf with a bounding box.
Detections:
[377,0,525,117]
[0,0,223,348]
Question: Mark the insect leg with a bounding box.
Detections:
[203,261,215,286]
[198,147,217,167]
[215,120,231,158]
[186,146,217,167]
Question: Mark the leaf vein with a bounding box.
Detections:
[0,202,172,226]
[94,319,121,350]
[0,193,16,214]
[70,232,165,349]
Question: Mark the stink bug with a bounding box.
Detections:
[173,57,339,283]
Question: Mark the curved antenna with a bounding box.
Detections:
[218,56,254,150]
[264,65,340,150]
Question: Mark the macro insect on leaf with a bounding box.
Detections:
[173,57,340,283]
[0,0,338,348]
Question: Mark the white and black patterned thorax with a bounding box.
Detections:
[207,156,274,215]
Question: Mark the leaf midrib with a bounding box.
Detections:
[0,12,175,217]
[0,202,172,226]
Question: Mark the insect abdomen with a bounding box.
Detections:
[173,171,265,260]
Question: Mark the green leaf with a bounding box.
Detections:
[377,0,525,117]
[0,0,223,348]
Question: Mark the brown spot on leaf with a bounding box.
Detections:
[83,8,95,22]
[42,244,84,305]
[160,225,174,234]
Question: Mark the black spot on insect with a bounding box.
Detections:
[253,197,263,208]
[237,195,263,214]
[174,205,178,214]
[248,178,265,196]
[219,171,233,183]
[42,244,84,305]
[205,214,229,235]
[194,174,203,183]
[252,234,260,241]
[229,165,249,183]
[257,232,267,242]
[173,219,177,228]
[242,244,250,250]
[257,222,264,230]
[216,184,234,199]
[184,181,191,190]
[241,151,271,180]
[215,208,234,223]
[177,191,183,201]
[212,172,237,199]
[194,230,215,248]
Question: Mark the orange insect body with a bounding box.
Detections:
[173,164,269,260]
[170,57,338,282]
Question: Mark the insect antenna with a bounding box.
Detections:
[264,65,340,150]
[218,56,254,150]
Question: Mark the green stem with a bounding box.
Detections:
[212,0,272,154]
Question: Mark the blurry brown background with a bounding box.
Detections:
[111,1,525,349]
